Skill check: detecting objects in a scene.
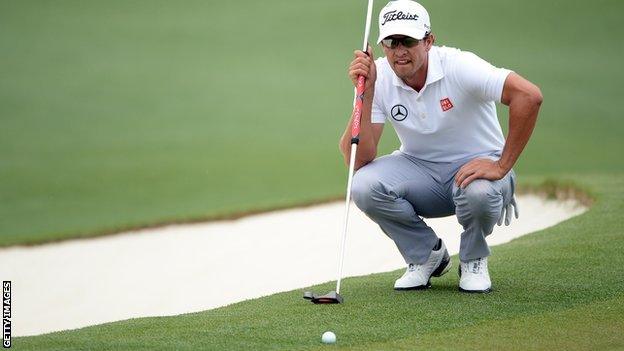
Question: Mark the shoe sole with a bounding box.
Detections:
[459,287,492,294]
[394,281,431,291]
[394,253,452,290]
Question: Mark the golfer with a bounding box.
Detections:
[340,0,542,293]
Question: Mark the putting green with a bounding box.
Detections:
[16,176,624,350]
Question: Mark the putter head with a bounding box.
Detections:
[303,291,343,304]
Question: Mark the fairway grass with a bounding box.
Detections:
[16,175,624,350]
[2,0,624,245]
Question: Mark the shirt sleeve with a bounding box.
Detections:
[452,51,512,103]
[371,91,386,124]
[371,61,387,124]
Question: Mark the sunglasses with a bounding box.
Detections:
[381,36,421,49]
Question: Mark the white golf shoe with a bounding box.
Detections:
[394,239,452,290]
[459,257,492,293]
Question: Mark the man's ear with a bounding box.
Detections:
[425,33,435,50]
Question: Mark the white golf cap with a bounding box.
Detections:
[376,0,431,43]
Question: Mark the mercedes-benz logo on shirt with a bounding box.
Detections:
[391,104,408,121]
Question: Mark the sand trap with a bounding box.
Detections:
[0,194,585,336]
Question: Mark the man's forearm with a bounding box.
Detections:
[340,92,377,168]
[498,92,543,173]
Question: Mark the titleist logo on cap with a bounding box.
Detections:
[381,10,419,25]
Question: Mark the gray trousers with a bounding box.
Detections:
[351,150,516,264]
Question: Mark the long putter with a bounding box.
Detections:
[304,0,374,304]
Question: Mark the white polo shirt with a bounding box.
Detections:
[372,45,512,162]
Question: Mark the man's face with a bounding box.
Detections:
[381,35,434,82]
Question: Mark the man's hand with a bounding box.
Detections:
[348,45,376,92]
[497,196,519,226]
[454,158,507,189]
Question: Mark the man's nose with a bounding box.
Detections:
[395,44,409,54]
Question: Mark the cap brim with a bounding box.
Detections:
[376,28,428,43]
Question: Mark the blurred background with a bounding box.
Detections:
[1,0,623,246]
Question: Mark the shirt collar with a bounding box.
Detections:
[391,46,444,91]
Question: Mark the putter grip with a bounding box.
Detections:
[350,75,367,143]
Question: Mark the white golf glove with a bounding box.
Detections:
[497,196,519,226]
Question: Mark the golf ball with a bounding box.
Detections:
[321,331,336,344]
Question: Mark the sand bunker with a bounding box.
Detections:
[0,194,585,336]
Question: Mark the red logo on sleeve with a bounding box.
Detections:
[440,98,454,112]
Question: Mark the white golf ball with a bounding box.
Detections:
[321,331,336,344]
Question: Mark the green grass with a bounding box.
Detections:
[15,175,624,350]
[1,0,623,245]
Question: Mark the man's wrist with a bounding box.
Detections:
[496,159,512,175]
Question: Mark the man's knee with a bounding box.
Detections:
[454,179,502,221]
[351,167,387,215]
